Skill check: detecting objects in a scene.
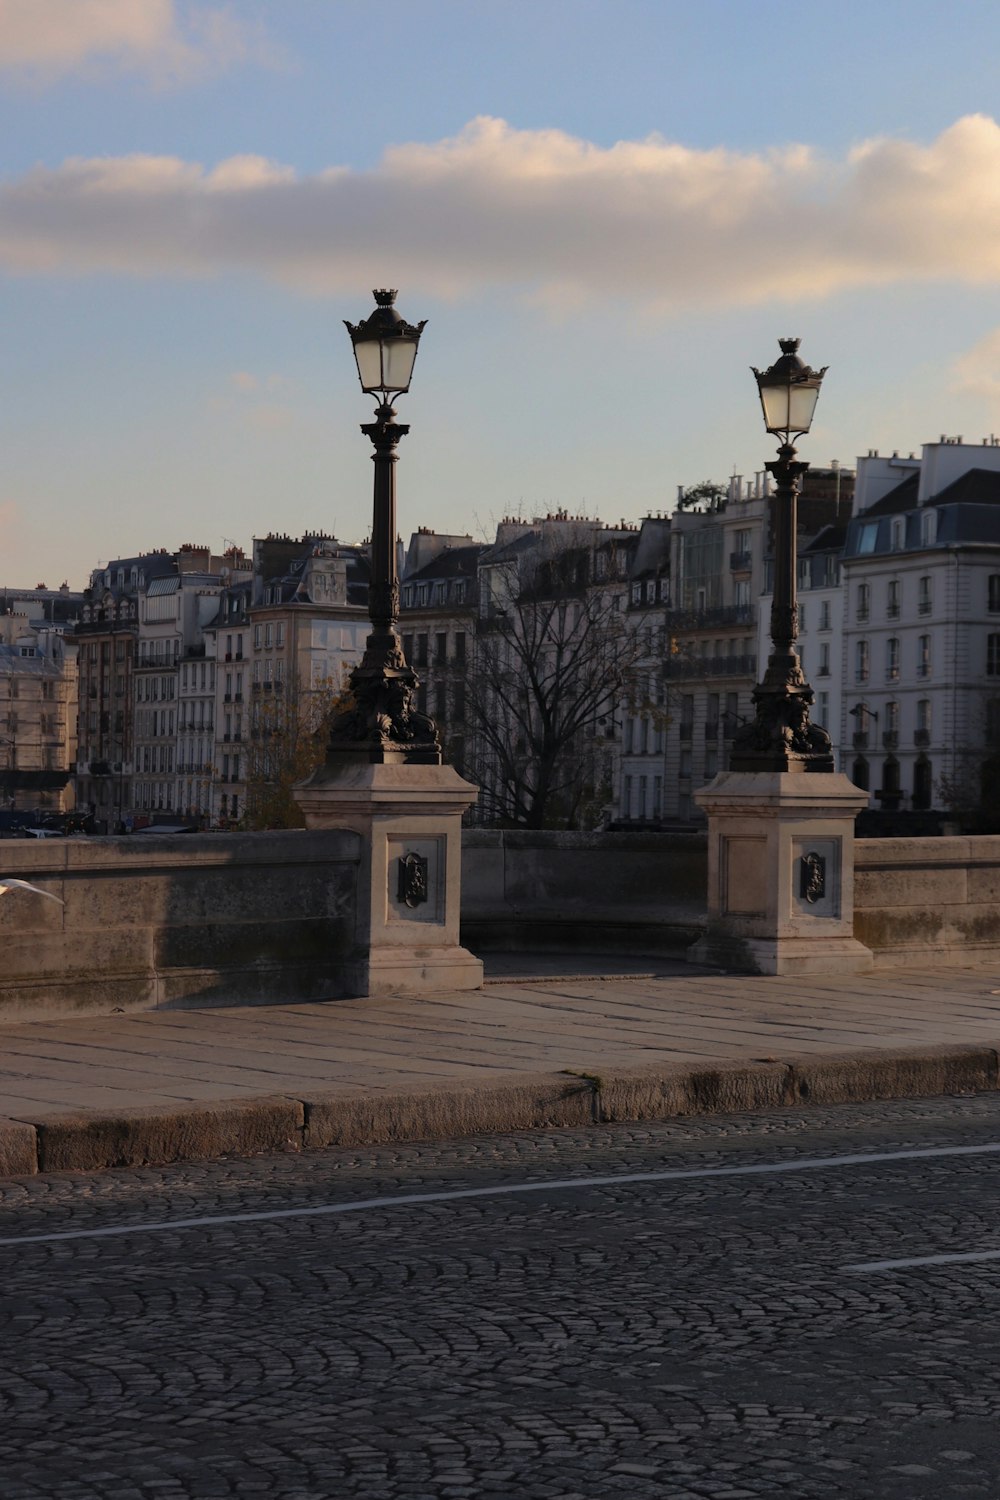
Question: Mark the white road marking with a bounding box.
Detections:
[2,1140,1000,1248]
[844,1248,1000,1272]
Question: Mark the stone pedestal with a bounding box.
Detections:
[689,771,873,976]
[294,759,483,996]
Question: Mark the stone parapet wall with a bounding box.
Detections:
[460,829,708,952]
[0,830,360,1021]
[854,836,1000,967]
[4,828,999,1023]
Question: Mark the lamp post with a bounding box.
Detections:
[730,338,835,773]
[327,289,441,764]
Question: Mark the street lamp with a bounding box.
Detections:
[730,338,835,772]
[326,290,441,763]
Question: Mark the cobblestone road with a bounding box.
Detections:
[4,1096,1000,1498]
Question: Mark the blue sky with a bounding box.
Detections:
[5,0,1000,586]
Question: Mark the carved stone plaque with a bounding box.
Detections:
[397,851,429,909]
[799,850,826,904]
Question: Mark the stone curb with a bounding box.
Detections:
[1,1045,997,1175]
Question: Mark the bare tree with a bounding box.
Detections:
[243,677,349,830]
[464,542,645,828]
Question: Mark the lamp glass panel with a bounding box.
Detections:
[353,339,385,392]
[381,337,419,391]
[759,382,792,433]
[787,382,820,433]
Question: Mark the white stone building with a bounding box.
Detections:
[840,438,1000,813]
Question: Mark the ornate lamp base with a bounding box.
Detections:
[729,653,834,773]
[326,629,441,765]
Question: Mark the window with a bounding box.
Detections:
[264,623,273,649]
[890,517,904,551]
[818,642,830,677]
[852,757,870,791]
[858,524,878,555]
[988,634,1000,675]
[679,695,694,740]
[990,576,1000,614]
[623,775,632,819]
[276,623,285,647]
[856,640,870,683]
[652,776,662,819]
[921,510,937,546]
[988,700,1000,745]
[918,576,932,616]
[816,691,829,729]
[886,638,900,681]
[916,698,932,744]
[819,600,831,632]
[913,756,933,811]
[857,583,870,622]
[918,635,931,678]
[435,632,447,665]
[415,634,428,667]
[887,580,900,619]
[454,632,466,663]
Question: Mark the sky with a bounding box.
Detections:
[6,1,1000,588]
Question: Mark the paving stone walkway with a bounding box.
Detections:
[1,956,999,1119]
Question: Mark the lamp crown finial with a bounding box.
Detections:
[373,289,397,306]
[778,337,801,355]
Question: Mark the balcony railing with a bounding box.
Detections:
[914,728,931,746]
[883,730,899,750]
[665,605,755,630]
[663,654,756,679]
[729,551,752,572]
[853,731,870,750]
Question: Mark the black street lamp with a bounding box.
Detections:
[327,290,441,764]
[730,338,834,772]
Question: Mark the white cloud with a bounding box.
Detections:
[952,328,1000,400]
[0,0,274,83]
[5,115,1000,309]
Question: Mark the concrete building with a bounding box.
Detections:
[0,589,81,813]
[841,438,1000,814]
[617,516,671,827]
[399,530,481,774]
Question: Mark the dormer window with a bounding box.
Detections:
[890,517,904,551]
[921,509,938,546]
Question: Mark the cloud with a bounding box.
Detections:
[952,328,1000,401]
[5,115,1000,309]
[0,0,274,84]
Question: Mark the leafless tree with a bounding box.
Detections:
[463,543,646,828]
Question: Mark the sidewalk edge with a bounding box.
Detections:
[3,1045,998,1175]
